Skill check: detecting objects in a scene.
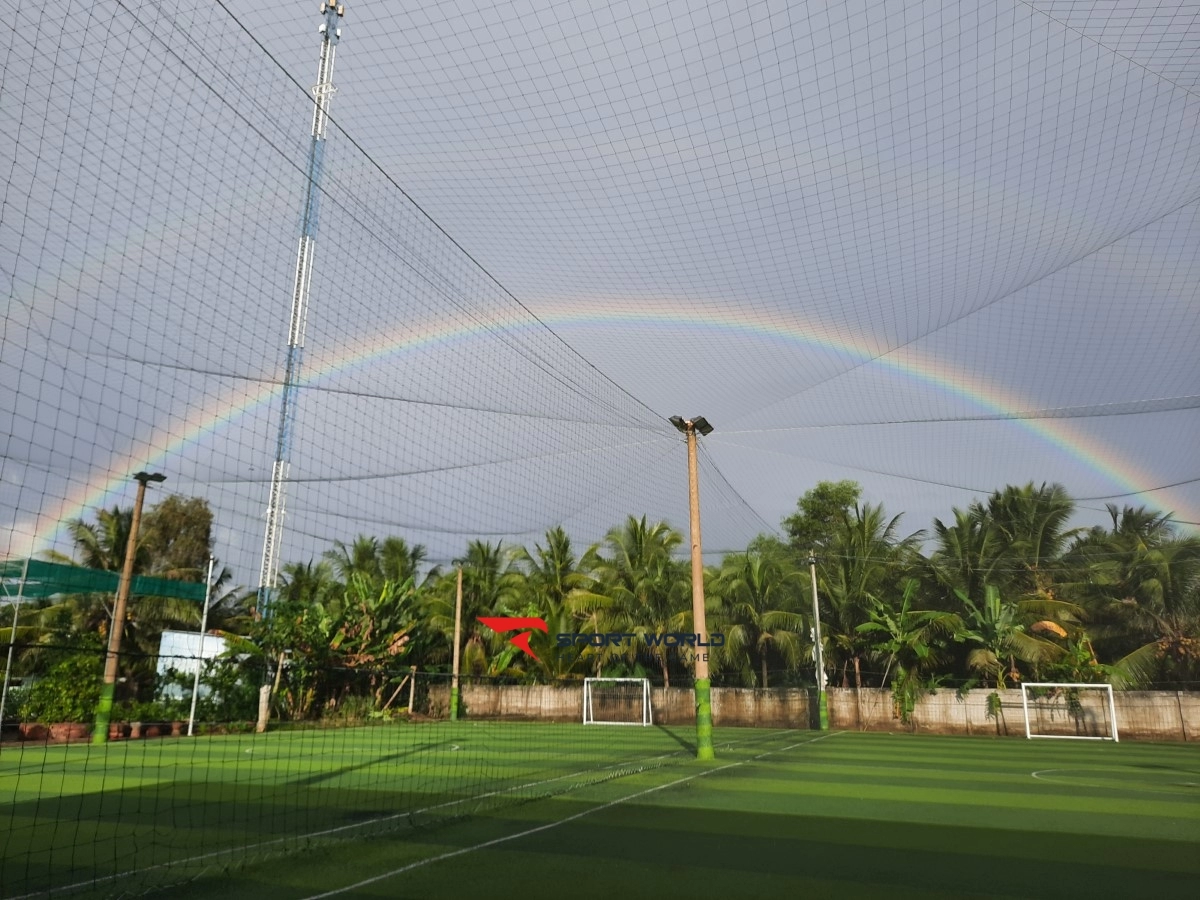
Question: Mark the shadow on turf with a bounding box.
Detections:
[288,741,442,788]
[394,804,1200,900]
[654,725,694,754]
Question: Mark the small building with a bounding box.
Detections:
[157,629,228,679]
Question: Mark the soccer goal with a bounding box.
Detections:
[583,677,653,726]
[1021,683,1118,742]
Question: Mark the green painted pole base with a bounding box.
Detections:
[93,682,115,745]
[694,678,714,760]
[817,689,829,730]
[449,686,460,722]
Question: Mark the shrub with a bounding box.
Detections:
[19,655,102,723]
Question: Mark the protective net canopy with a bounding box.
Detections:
[3,0,1198,586]
[3,3,1198,897]
[0,0,772,583]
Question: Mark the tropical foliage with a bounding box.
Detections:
[5,482,1198,723]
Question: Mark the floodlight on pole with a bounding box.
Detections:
[672,415,715,761]
[94,471,165,744]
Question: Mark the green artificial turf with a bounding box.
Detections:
[3,726,1198,899]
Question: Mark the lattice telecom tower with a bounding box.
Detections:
[258,1,346,615]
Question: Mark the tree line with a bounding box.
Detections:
[5,481,1199,722]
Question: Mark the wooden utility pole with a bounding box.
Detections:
[672,415,715,761]
[94,471,164,744]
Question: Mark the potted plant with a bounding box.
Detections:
[18,654,102,742]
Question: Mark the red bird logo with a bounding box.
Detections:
[478,617,548,661]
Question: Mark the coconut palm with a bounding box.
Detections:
[34,500,218,696]
[379,537,430,588]
[983,482,1080,599]
[42,506,140,573]
[818,502,923,688]
[574,516,688,684]
[324,535,384,584]
[928,504,1008,608]
[513,526,591,679]
[425,541,524,677]
[1072,506,1200,687]
[712,546,805,687]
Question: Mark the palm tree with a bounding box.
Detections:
[928,504,1008,608]
[425,541,524,677]
[378,537,430,588]
[819,502,923,689]
[712,546,805,688]
[513,526,591,679]
[324,535,383,583]
[983,482,1079,598]
[36,501,216,698]
[575,516,687,684]
[42,506,139,573]
[931,490,1082,687]
[1072,506,1200,687]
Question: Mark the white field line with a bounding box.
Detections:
[6,760,645,900]
[303,730,844,899]
[8,727,798,900]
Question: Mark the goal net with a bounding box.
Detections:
[583,678,653,726]
[1021,683,1118,741]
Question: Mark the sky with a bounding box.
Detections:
[1,0,1198,584]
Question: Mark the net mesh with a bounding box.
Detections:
[2,0,1199,895]
[584,678,651,725]
[1,0,769,582]
[1,664,685,898]
[1023,683,1118,740]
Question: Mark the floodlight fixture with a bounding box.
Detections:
[669,415,714,436]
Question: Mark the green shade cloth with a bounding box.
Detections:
[0,559,206,602]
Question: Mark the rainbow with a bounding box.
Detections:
[9,301,1192,558]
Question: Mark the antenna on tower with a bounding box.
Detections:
[257,1,347,616]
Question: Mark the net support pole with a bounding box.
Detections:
[95,472,163,745]
[187,556,216,737]
[450,565,463,721]
[0,558,29,731]
[683,421,714,760]
[809,550,828,730]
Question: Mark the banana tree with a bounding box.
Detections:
[954,584,1065,688]
[857,581,958,722]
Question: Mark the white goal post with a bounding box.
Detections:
[583,677,653,726]
[1021,683,1118,742]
